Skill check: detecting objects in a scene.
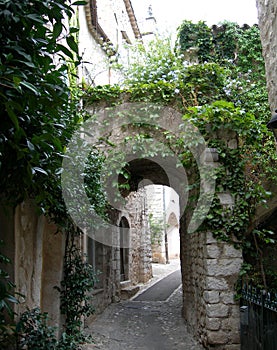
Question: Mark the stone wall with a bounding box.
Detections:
[256,0,277,113]
[182,230,242,349]
[86,187,152,317]
[0,200,64,330]
[124,188,152,284]
[86,242,117,318]
[181,145,242,349]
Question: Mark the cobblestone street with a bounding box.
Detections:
[84,261,204,350]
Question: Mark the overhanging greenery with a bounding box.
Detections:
[84,21,277,291]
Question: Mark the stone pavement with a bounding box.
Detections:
[134,269,181,301]
[83,260,204,350]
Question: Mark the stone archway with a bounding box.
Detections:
[117,156,242,349]
[79,102,244,348]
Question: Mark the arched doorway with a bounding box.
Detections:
[119,216,130,282]
[145,184,180,264]
[167,212,180,260]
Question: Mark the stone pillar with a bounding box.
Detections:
[203,232,242,349]
[124,189,152,285]
[14,200,43,315]
[41,220,64,329]
[181,229,242,349]
[181,145,242,349]
[139,194,152,283]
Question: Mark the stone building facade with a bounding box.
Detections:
[256,0,277,114]
[146,185,180,263]
[85,188,152,316]
[79,0,143,85]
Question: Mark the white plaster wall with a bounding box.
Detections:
[165,186,180,223]
[97,0,137,45]
[78,1,143,86]
[146,185,180,262]
[78,6,112,86]
[168,225,180,259]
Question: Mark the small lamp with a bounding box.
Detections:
[267,109,277,143]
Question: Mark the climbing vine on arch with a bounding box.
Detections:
[83,21,277,291]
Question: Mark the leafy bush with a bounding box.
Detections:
[120,36,185,87]
[17,308,57,350]
[55,235,97,340]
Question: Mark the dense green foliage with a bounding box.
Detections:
[0,0,80,207]
[17,308,57,349]
[85,21,277,290]
[56,232,97,341]
[0,0,100,347]
[0,242,19,346]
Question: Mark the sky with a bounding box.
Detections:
[133,0,259,34]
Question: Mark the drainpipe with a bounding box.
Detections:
[163,186,169,264]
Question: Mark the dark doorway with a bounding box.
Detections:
[119,216,130,281]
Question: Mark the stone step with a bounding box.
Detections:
[120,285,140,300]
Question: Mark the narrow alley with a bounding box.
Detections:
[84,261,204,350]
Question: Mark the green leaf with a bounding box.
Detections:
[32,167,48,176]
[66,36,79,54]
[13,76,21,87]
[70,27,79,34]
[26,13,44,24]
[53,22,63,40]
[5,103,19,130]
[20,81,40,95]
[27,140,35,151]
[57,44,74,59]
[72,1,88,5]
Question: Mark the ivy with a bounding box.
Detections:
[83,84,122,106]
[0,1,101,348]
[83,23,277,291]
[55,229,96,344]
[0,0,81,206]
[16,308,57,350]
[0,241,20,347]
[177,20,214,62]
